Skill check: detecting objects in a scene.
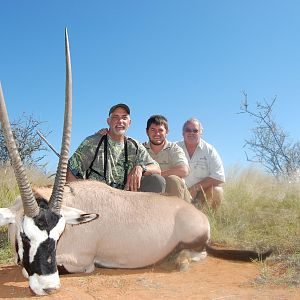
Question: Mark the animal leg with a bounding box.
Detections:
[189,250,207,262]
[175,249,207,271]
[59,262,95,273]
[56,254,95,273]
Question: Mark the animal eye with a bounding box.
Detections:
[47,256,52,264]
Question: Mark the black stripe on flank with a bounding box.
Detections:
[57,265,71,275]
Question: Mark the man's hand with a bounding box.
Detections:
[188,184,198,199]
[126,165,143,191]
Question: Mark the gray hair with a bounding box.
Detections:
[182,118,203,134]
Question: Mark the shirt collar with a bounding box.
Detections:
[183,139,203,150]
[198,139,204,149]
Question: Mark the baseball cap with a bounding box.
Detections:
[108,103,130,116]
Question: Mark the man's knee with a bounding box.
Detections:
[139,174,166,193]
[195,185,224,209]
[165,175,181,192]
[211,186,224,209]
[165,175,191,202]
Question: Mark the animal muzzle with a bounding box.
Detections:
[28,272,61,296]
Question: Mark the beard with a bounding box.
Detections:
[185,135,200,145]
[111,126,127,136]
[149,138,165,146]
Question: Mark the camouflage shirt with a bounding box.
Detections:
[68,133,159,189]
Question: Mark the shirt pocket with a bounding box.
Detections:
[191,158,209,178]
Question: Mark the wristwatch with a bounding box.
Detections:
[140,165,147,175]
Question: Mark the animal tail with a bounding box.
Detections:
[206,244,272,262]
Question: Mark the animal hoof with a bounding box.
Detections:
[177,259,190,272]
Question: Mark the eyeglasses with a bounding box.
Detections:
[184,128,199,133]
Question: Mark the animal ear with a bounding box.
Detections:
[0,208,16,226]
[61,205,99,225]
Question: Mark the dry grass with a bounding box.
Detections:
[0,164,53,263]
[206,165,300,286]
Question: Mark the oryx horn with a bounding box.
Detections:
[49,28,72,214]
[0,83,39,218]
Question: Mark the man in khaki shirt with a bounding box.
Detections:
[143,115,191,202]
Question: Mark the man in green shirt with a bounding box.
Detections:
[67,104,165,193]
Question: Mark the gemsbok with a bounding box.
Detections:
[0,29,271,296]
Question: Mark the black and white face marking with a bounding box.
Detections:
[17,199,66,296]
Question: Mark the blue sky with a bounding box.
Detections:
[1,1,300,173]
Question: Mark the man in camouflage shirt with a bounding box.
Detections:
[67,104,165,193]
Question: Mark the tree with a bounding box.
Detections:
[239,92,300,181]
[0,113,49,167]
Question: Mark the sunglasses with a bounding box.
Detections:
[184,128,199,133]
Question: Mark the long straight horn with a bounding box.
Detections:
[49,28,72,214]
[0,83,39,217]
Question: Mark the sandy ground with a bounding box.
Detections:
[0,256,299,300]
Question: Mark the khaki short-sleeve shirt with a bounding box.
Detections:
[144,140,189,171]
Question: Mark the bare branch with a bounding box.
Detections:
[239,93,300,181]
[0,113,49,167]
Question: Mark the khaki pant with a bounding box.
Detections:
[193,185,224,210]
[165,175,191,203]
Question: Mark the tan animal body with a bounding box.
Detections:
[10,181,210,273]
